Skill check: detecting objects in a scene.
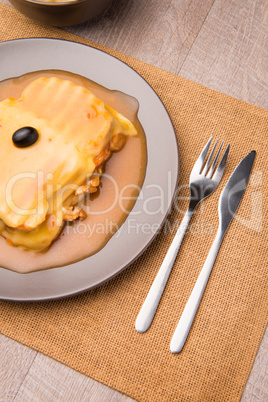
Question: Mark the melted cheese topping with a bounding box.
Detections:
[0,77,137,251]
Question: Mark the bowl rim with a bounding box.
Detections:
[22,0,89,6]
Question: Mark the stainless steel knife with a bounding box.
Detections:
[170,150,256,353]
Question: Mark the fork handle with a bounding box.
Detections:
[135,209,193,333]
[170,228,224,353]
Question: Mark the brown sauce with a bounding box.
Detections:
[0,70,147,273]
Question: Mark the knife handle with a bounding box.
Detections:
[170,229,223,353]
[135,210,193,333]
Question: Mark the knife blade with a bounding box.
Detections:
[170,150,256,353]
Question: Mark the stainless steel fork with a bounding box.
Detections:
[135,137,230,333]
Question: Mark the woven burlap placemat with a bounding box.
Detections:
[0,4,268,401]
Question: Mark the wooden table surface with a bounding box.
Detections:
[1,0,267,400]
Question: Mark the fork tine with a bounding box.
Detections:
[206,141,223,178]
[202,139,218,176]
[191,136,213,175]
[212,143,230,183]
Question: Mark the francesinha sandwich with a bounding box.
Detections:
[0,77,137,252]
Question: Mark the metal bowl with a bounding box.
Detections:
[8,0,114,26]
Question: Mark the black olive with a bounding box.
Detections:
[12,127,39,148]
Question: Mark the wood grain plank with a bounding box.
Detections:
[65,0,215,73]
[179,0,268,108]
[13,352,134,402]
[0,334,37,401]
[241,325,268,401]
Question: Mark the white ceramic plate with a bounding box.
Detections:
[0,38,179,301]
